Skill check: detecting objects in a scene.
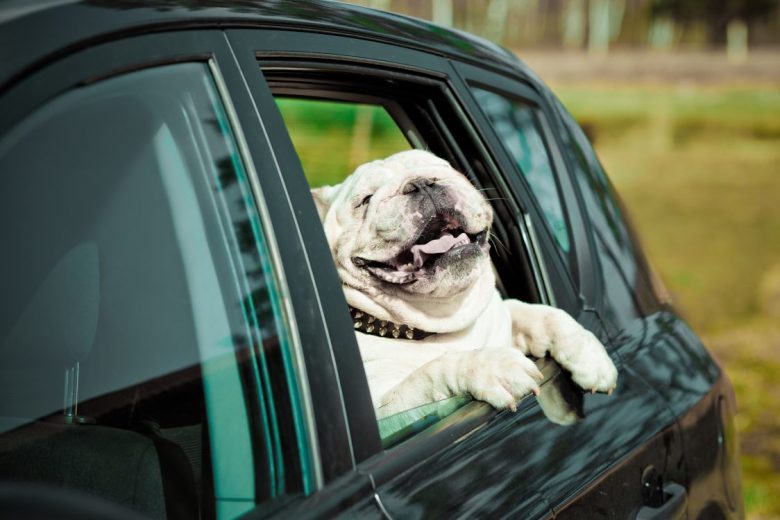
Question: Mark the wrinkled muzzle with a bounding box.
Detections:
[351,175,491,292]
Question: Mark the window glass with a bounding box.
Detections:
[378,396,471,448]
[472,87,571,253]
[276,98,411,186]
[0,63,302,518]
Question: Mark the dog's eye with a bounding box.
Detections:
[357,194,373,208]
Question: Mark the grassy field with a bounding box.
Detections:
[554,84,780,519]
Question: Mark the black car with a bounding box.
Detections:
[0,1,742,518]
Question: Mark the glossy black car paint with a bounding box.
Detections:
[0,1,742,518]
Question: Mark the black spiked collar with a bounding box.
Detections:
[349,306,435,341]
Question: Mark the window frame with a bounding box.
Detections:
[227,27,586,492]
[0,29,323,517]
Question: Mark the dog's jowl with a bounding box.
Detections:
[312,150,617,420]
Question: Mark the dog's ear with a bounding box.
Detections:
[310,184,339,221]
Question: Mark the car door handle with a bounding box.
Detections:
[636,481,687,520]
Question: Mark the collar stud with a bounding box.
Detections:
[349,306,433,341]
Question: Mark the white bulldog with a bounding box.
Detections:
[312,150,617,420]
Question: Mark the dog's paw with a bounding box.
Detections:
[461,349,544,412]
[508,302,617,395]
[556,327,618,394]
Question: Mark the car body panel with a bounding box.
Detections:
[0,0,528,94]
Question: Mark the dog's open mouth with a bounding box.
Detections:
[353,213,488,285]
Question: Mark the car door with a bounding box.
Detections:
[0,24,388,519]
[224,27,690,518]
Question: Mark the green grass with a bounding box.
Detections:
[555,84,780,519]
[275,97,410,187]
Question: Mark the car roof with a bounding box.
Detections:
[0,0,534,91]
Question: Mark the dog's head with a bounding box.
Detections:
[312,150,495,331]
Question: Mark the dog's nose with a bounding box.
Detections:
[402,177,437,195]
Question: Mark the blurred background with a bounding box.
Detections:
[335,1,780,517]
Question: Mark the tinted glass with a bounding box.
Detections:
[472,87,571,254]
[0,63,301,517]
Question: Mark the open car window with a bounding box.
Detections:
[265,65,546,448]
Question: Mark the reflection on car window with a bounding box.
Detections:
[276,97,411,187]
[472,87,571,253]
[0,63,303,517]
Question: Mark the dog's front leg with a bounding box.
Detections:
[505,300,618,394]
[376,348,544,419]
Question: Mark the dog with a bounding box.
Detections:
[312,150,617,420]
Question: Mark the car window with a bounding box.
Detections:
[471,87,572,255]
[276,97,411,187]
[0,63,305,518]
[269,71,545,449]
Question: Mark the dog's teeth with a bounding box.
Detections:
[392,328,400,338]
[368,316,375,324]
[379,327,387,336]
[354,321,363,329]
[405,329,414,340]
[366,325,375,333]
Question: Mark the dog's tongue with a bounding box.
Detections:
[410,233,469,268]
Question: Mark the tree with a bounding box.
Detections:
[652,0,779,46]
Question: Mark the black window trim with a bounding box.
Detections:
[228,29,377,484]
